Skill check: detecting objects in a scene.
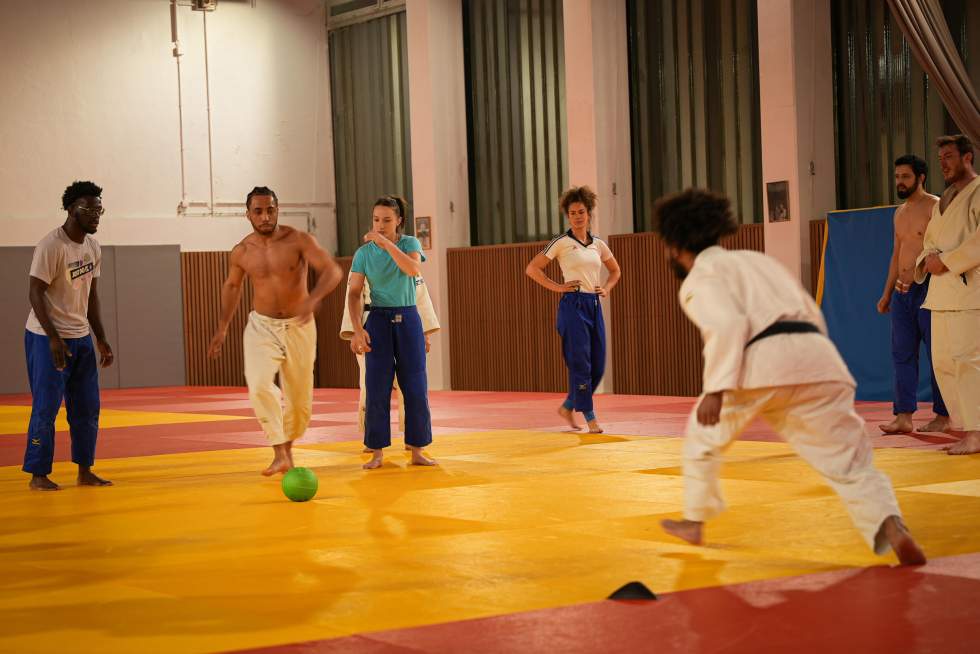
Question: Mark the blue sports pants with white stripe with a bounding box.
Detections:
[557,292,606,415]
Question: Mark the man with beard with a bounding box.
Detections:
[915,134,980,455]
[208,186,343,475]
[876,154,949,435]
[655,188,926,565]
[23,181,114,491]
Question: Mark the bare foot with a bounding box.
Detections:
[880,515,926,565]
[77,470,113,486]
[261,460,291,476]
[263,443,294,476]
[919,415,950,433]
[587,419,603,434]
[661,518,703,545]
[362,446,373,454]
[409,446,437,466]
[558,405,581,430]
[879,413,914,434]
[363,450,384,470]
[29,475,60,491]
[946,431,980,455]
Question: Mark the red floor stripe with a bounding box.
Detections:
[0,387,958,468]
[230,554,980,654]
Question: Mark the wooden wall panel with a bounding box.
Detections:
[609,224,765,397]
[181,253,357,389]
[181,252,254,387]
[809,218,826,297]
[315,257,358,389]
[448,242,566,392]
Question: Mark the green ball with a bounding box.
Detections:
[281,467,318,502]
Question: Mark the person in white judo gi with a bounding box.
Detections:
[914,134,980,456]
[340,271,440,446]
[655,188,926,566]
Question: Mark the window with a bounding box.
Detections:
[463,0,569,245]
[832,0,979,209]
[627,0,763,227]
[329,10,412,256]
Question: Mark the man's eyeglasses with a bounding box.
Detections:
[74,206,105,218]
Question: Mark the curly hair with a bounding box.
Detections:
[652,188,738,253]
[559,186,597,216]
[62,181,103,211]
[374,195,409,232]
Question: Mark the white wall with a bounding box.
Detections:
[0,0,336,252]
[406,0,472,391]
[590,0,633,240]
[758,0,836,284]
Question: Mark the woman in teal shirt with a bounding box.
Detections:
[348,196,435,470]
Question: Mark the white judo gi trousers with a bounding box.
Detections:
[930,310,980,431]
[243,311,317,446]
[684,381,903,554]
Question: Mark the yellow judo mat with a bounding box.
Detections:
[0,405,250,436]
[1,430,978,654]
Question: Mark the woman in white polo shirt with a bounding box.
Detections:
[525,186,621,433]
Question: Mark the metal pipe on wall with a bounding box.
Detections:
[171,0,188,214]
[170,0,326,228]
[203,11,216,214]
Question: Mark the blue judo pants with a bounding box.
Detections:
[557,292,606,416]
[891,280,947,417]
[363,306,432,450]
[23,331,101,475]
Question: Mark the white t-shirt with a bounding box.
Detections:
[542,230,613,294]
[25,227,101,339]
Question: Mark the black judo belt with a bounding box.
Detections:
[745,321,820,348]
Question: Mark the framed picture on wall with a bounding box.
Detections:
[767,181,790,222]
[415,215,433,250]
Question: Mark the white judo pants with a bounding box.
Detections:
[683,381,902,554]
[244,311,317,446]
[931,310,980,431]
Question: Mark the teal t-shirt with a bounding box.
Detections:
[351,235,424,307]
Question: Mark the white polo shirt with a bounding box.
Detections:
[542,230,613,293]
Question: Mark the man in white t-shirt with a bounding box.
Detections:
[24,181,114,491]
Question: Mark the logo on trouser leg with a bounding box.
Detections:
[392,314,403,323]
[31,438,40,446]
[578,384,588,391]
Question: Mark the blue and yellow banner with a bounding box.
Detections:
[818,206,934,402]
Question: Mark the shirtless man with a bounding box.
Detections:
[877,154,949,434]
[207,186,342,475]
